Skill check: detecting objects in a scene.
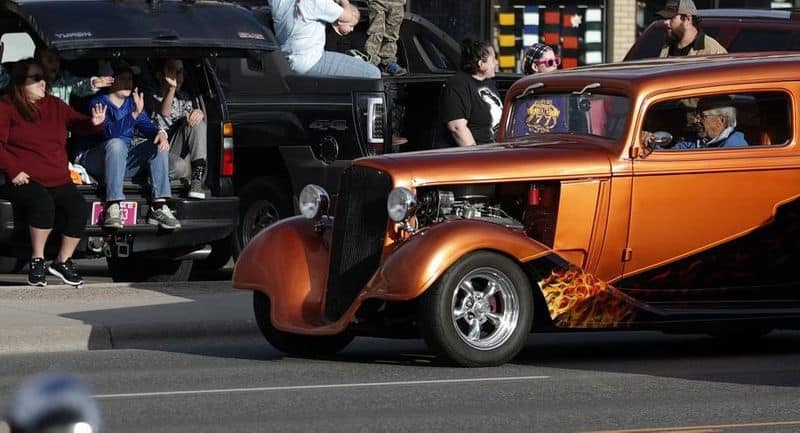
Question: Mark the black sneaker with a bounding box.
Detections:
[147,203,181,229]
[27,257,47,287]
[48,259,84,286]
[188,160,206,200]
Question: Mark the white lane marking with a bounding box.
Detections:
[94,375,549,399]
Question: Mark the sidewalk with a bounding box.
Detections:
[0,281,260,354]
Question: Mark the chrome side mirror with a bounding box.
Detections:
[651,131,673,147]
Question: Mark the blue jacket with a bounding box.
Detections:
[89,93,161,147]
[673,130,748,150]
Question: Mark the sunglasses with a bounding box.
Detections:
[696,112,723,120]
[26,73,45,83]
[534,56,561,68]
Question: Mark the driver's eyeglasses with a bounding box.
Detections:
[534,56,561,68]
[697,112,722,120]
[26,73,45,82]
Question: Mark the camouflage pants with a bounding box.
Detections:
[364,0,406,66]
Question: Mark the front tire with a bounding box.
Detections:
[253,291,354,357]
[417,251,534,367]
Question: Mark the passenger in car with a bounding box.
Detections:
[76,61,181,230]
[645,95,748,150]
[522,43,560,75]
[0,58,107,286]
[0,43,114,104]
[268,0,381,79]
[147,58,207,200]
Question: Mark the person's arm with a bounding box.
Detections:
[336,0,357,23]
[301,0,344,24]
[440,77,474,146]
[0,103,21,181]
[134,109,161,140]
[447,119,476,147]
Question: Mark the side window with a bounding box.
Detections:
[413,34,452,70]
[1,32,35,62]
[729,30,800,52]
[645,91,792,151]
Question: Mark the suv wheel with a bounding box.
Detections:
[107,257,193,282]
[235,178,292,258]
[417,251,534,367]
[253,291,354,357]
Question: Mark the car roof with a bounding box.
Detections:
[508,52,800,100]
[695,8,800,20]
[1,0,278,54]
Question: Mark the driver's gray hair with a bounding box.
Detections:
[705,106,737,128]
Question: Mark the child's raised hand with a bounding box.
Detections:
[91,103,107,126]
[132,87,145,117]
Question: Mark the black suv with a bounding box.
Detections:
[0,0,274,280]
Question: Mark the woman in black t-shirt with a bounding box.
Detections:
[440,39,503,146]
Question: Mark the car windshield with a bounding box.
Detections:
[508,93,630,140]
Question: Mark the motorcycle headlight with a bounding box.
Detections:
[387,187,417,222]
[299,184,329,220]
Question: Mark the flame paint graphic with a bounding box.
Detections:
[538,267,638,328]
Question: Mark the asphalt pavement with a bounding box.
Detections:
[1,261,800,432]
[2,332,800,433]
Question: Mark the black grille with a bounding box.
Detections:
[325,165,393,320]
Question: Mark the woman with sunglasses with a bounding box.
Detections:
[0,58,106,287]
[523,43,560,75]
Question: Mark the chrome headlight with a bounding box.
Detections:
[299,184,329,220]
[387,187,417,222]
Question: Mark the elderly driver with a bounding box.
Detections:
[644,95,748,150]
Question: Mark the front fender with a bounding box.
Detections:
[232,217,331,331]
[364,219,553,300]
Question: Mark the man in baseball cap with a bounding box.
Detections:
[655,0,726,58]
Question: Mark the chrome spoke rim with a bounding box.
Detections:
[450,267,520,351]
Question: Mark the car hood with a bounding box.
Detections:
[357,136,616,187]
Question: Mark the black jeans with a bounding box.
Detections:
[0,181,89,238]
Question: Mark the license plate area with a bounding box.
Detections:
[90,201,138,226]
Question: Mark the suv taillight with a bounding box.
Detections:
[355,92,387,154]
[222,121,234,177]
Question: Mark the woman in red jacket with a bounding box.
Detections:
[0,58,106,287]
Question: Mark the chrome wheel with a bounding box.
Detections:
[450,267,520,351]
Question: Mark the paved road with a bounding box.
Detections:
[1,331,799,433]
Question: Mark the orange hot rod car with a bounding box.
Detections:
[233,53,800,367]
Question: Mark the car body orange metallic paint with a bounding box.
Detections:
[235,53,800,335]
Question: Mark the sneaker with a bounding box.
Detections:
[48,259,84,286]
[147,203,181,230]
[382,62,408,76]
[188,161,206,200]
[391,134,409,146]
[103,202,123,229]
[27,257,47,287]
